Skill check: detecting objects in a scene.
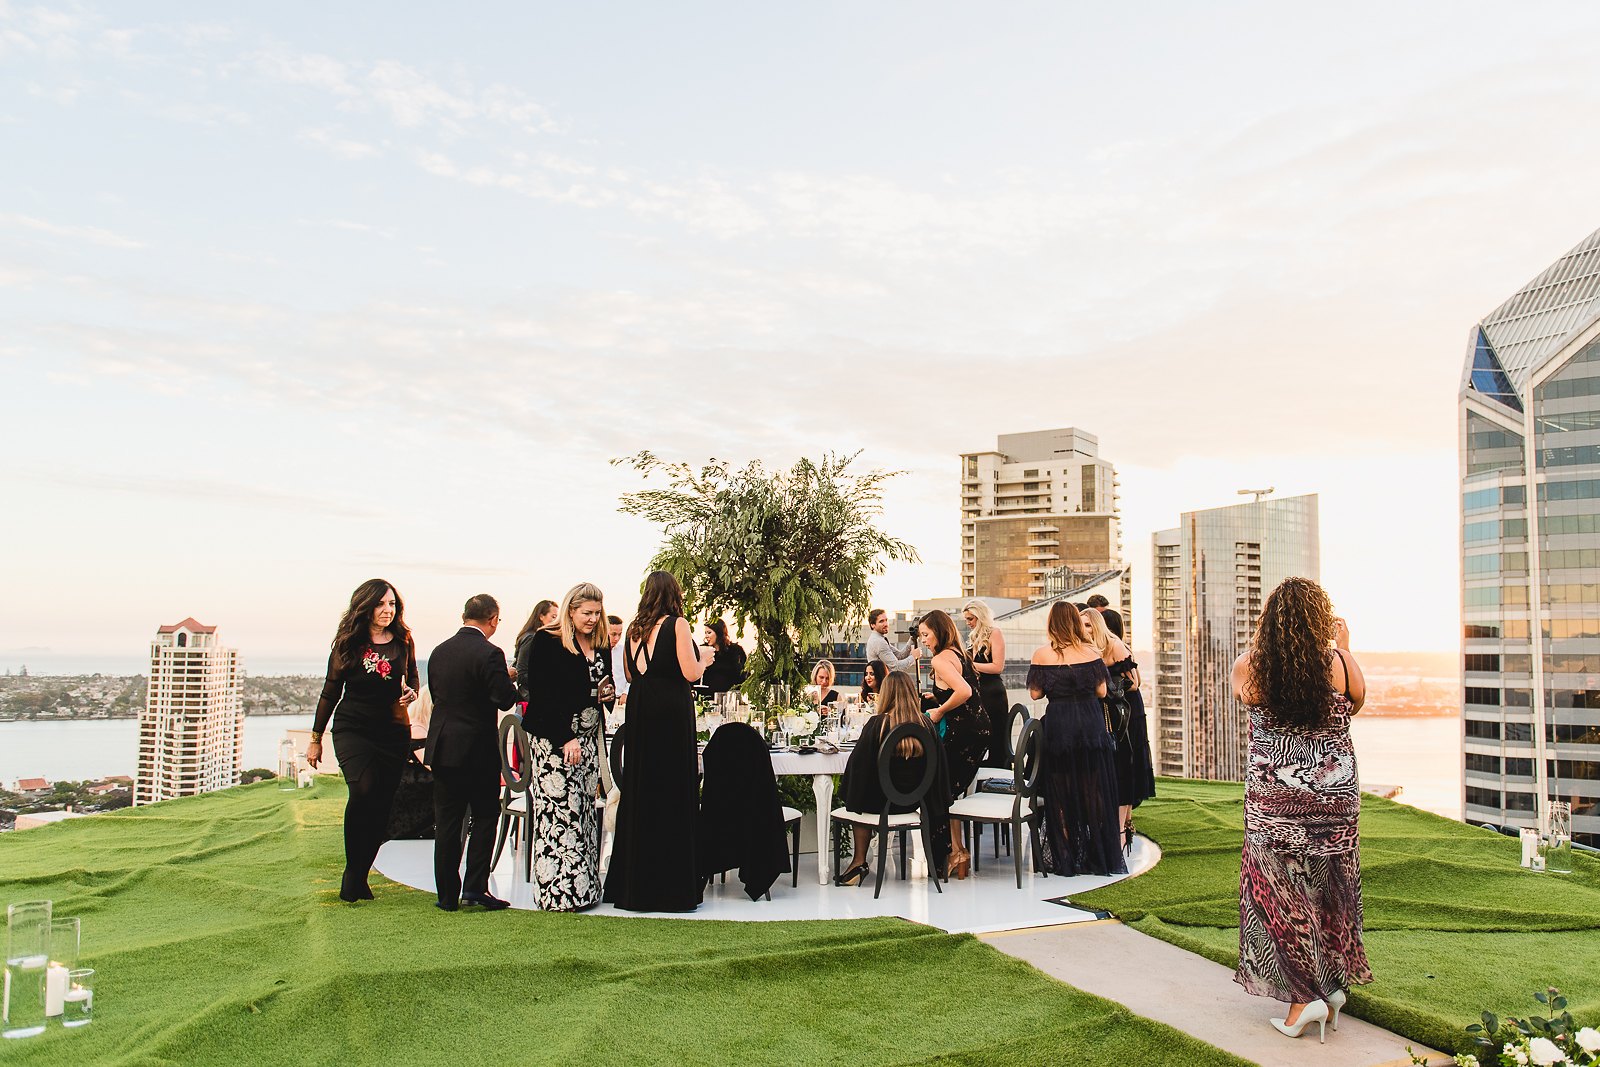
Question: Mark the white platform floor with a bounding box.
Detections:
[374,831,1158,935]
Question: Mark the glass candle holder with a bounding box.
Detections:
[278,739,299,791]
[4,901,51,1040]
[1544,801,1574,875]
[45,917,78,1018]
[62,970,92,1028]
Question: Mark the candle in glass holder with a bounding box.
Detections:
[62,969,92,1028]
[44,964,68,1018]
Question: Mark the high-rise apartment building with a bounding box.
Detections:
[1151,494,1319,780]
[135,618,244,806]
[960,428,1125,613]
[1460,227,1600,848]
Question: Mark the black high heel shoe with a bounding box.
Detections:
[835,862,870,887]
[1123,824,1135,852]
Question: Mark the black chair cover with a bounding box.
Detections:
[698,722,791,900]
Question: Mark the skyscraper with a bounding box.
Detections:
[135,618,244,806]
[959,428,1127,615]
[1151,494,1320,780]
[1460,227,1600,848]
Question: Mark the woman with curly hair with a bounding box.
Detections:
[1230,577,1371,1042]
[307,578,420,902]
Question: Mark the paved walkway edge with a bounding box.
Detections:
[980,920,1450,1067]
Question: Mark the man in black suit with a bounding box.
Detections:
[426,594,519,910]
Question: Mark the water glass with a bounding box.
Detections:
[1543,801,1574,875]
[278,739,298,790]
[62,970,92,1028]
[4,901,51,1040]
[45,917,78,1019]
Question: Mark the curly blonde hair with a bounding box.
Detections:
[1247,577,1337,727]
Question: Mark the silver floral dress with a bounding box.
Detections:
[525,641,607,911]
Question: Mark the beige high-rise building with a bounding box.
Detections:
[959,428,1125,610]
[135,618,244,806]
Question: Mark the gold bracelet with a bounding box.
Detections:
[310,732,323,743]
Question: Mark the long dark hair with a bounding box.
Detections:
[919,609,965,659]
[629,570,685,645]
[861,661,887,701]
[516,600,557,648]
[1248,577,1338,728]
[704,619,730,649]
[331,578,409,671]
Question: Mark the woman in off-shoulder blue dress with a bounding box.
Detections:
[1026,602,1127,877]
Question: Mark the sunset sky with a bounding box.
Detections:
[4,2,1600,670]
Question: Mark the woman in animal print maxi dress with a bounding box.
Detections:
[1231,577,1373,1038]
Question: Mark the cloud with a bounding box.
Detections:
[297,125,380,160]
[0,213,142,249]
[18,468,380,520]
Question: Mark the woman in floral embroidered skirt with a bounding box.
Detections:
[518,583,615,911]
[1231,577,1372,1041]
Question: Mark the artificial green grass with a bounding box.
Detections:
[0,780,1251,1067]
[1073,778,1600,1055]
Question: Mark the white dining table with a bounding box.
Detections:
[766,748,851,885]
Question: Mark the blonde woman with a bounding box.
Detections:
[809,659,840,706]
[1027,602,1124,877]
[517,582,615,911]
[1083,608,1156,846]
[962,599,1011,768]
[835,673,950,885]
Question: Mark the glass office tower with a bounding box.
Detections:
[1151,494,1320,780]
[1460,227,1600,847]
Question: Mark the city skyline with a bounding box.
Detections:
[6,4,1600,664]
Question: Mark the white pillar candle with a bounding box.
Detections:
[45,962,69,1016]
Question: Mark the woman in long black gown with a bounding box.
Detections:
[306,579,420,902]
[918,609,990,880]
[1027,601,1125,878]
[1084,608,1156,845]
[603,571,711,912]
[963,599,1011,767]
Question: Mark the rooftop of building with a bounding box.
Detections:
[1466,225,1600,408]
[157,617,218,634]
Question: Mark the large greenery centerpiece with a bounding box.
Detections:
[614,450,918,696]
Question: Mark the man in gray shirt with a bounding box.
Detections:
[865,608,920,674]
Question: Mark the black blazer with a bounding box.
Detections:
[425,626,518,769]
[516,628,610,749]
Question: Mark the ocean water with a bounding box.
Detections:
[1,716,314,784]
[1,714,1464,820]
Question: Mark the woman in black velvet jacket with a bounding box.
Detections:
[516,583,614,911]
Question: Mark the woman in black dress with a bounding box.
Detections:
[835,673,950,885]
[917,609,991,879]
[962,599,1011,768]
[306,579,420,902]
[518,582,615,912]
[809,659,840,706]
[1027,602,1125,877]
[699,619,746,694]
[1084,608,1156,846]
[603,571,711,912]
[859,661,887,707]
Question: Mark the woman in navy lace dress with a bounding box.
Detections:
[1027,601,1125,878]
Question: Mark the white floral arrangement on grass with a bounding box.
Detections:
[1438,987,1600,1067]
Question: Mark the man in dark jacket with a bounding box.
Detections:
[426,593,519,910]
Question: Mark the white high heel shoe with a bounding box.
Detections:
[1271,999,1329,1043]
[1326,988,1347,1031]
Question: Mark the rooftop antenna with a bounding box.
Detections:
[1238,487,1275,504]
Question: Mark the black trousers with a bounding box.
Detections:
[332,718,407,899]
[432,762,500,903]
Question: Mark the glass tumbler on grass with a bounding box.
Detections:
[1544,801,1574,875]
[62,970,91,1028]
[45,917,79,1019]
[4,900,51,1040]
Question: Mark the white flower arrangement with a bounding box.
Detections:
[1463,987,1597,1067]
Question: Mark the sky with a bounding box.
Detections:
[4,1,1600,671]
